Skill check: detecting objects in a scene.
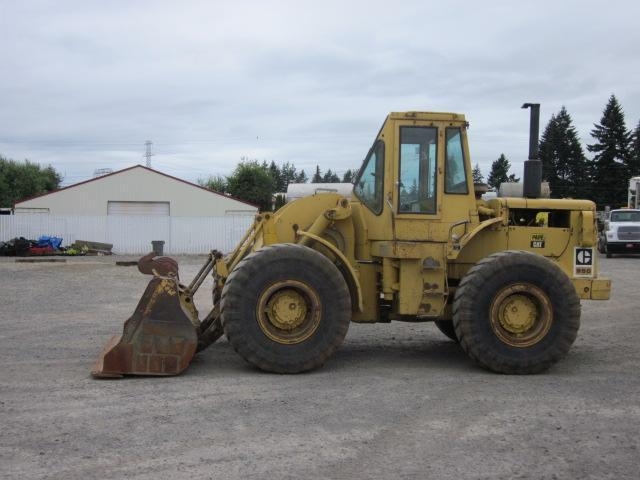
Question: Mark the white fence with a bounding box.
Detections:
[0,214,255,254]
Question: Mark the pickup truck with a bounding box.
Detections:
[604,209,640,257]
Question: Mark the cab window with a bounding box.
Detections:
[399,126,437,214]
[354,140,384,214]
[445,127,469,194]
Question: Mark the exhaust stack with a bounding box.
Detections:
[522,103,542,198]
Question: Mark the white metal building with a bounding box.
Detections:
[14,164,257,216]
[4,165,257,254]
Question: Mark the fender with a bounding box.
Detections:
[296,226,364,313]
[447,217,503,260]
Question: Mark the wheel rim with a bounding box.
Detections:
[489,283,553,348]
[256,280,322,345]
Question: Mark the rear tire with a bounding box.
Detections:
[221,244,351,373]
[453,251,580,374]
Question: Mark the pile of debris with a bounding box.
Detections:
[0,237,33,256]
[0,237,113,256]
[69,240,113,256]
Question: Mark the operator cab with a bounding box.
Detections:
[353,112,476,242]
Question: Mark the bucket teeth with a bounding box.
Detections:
[91,255,198,378]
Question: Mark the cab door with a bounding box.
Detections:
[394,122,476,242]
[393,123,441,241]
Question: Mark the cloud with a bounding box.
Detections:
[0,0,639,185]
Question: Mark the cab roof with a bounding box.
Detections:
[388,111,467,122]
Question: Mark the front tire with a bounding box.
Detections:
[452,251,580,374]
[434,320,459,342]
[221,244,351,373]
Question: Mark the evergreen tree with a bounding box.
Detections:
[630,120,640,176]
[273,193,286,210]
[539,106,591,199]
[311,165,323,183]
[342,169,355,183]
[269,161,285,192]
[472,163,484,184]
[587,95,633,208]
[295,169,308,183]
[487,154,511,189]
[322,169,340,183]
[279,162,298,189]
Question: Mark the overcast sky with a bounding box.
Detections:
[1,0,639,187]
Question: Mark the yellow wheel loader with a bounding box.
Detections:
[92,104,611,378]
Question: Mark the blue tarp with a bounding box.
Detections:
[36,235,63,249]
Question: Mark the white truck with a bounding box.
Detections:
[602,208,640,257]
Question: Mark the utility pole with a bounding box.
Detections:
[144,140,154,168]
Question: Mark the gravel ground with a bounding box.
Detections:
[0,254,638,480]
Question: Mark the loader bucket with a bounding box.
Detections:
[91,253,198,378]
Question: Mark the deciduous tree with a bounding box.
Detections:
[0,156,62,207]
[225,160,274,211]
[198,174,227,193]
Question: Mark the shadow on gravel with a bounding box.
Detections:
[187,337,473,377]
[334,339,472,371]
